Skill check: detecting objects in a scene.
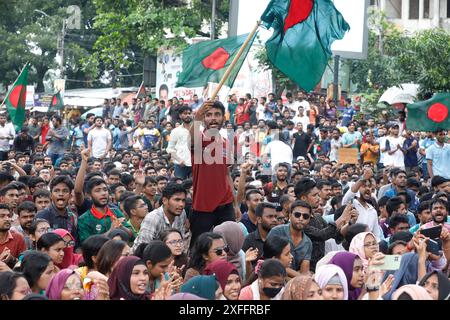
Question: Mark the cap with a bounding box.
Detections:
[296,156,305,161]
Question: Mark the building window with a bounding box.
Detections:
[370,0,376,6]
[424,0,430,18]
[386,0,402,19]
[409,0,420,19]
[447,0,450,18]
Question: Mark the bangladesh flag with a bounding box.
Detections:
[48,91,64,112]
[406,93,450,131]
[176,33,257,88]
[3,63,30,130]
[261,0,350,91]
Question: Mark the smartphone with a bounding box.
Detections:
[371,255,402,271]
[420,225,442,240]
[426,238,442,255]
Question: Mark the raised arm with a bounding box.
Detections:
[74,148,90,206]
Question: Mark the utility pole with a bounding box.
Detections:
[211,0,216,40]
[333,55,340,104]
[57,19,66,78]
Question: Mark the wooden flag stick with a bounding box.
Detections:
[210,21,261,101]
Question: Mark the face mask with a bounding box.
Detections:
[262,287,282,298]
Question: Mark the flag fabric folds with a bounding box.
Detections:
[406,93,450,131]
[3,63,30,130]
[261,0,350,91]
[176,33,256,88]
[48,91,64,112]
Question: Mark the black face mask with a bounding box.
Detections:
[262,287,282,298]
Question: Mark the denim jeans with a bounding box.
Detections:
[174,164,192,179]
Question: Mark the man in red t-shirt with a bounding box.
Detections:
[0,204,26,268]
[189,101,236,246]
[235,98,250,126]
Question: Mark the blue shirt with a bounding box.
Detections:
[342,107,355,127]
[403,136,419,167]
[384,187,418,214]
[426,142,450,179]
[267,224,312,271]
[240,213,257,234]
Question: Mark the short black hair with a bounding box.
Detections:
[123,195,144,216]
[81,235,109,270]
[86,178,107,195]
[294,178,316,198]
[255,202,277,218]
[162,183,186,200]
[388,214,409,229]
[290,200,312,215]
[210,101,225,115]
[143,176,157,187]
[245,189,262,201]
[417,200,431,214]
[17,201,37,216]
[49,175,74,192]
[316,179,332,190]
[0,183,19,197]
[386,197,405,216]
[33,189,51,202]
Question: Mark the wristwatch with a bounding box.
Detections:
[366,285,380,292]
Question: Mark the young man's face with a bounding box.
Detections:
[90,183,109,207]
[35,196,51,211]
[144,183,157,197]
[93,161,102,172]
[108,174,120,185]
[157,180,167,193]
[17,157,26,167]
[19,210,36,232]
[204,107,224,130]
[51,183,71,211]
[44,157,52,166]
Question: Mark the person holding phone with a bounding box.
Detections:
[329,252,365,300]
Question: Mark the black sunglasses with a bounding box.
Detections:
[293,212,311,220]
[212,246,230,256]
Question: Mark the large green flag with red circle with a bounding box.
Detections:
[3,63,30,130]
[406,93,450,131]
[261,0,350,91]
[48,91,64,112]
[176,33,256,88]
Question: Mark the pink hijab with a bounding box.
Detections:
[46,269,78,300]
[314,264,349,300]
[392,285,432,300]
[53,229,83,269]
[349,232,376,269]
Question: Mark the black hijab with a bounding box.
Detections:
[419,271,450,300]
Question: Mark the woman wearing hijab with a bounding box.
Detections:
[391,284,432,300]
[52,229,83,269]
[282,275,322,300]
[203,259,241,300]
[349,232,380,270]
[46,269,84,300]
[213,222,247,280]
[239,259,286,300]
[180,275,222,300]
[419,271,450,300]
[329,252,365,300]
[314,264,348,300]
[382,252,430,300]
[108,256,149,300]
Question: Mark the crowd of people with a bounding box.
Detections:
[0,90,449,301]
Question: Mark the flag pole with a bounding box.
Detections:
[210,21,261,101]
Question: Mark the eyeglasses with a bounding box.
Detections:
[63,282,83,291]
[364,242,379,247]
[166,239,184,247]
[292,212,311,220]
[64,240,75,247]
[211,246,230,256]
[36,227,52,234]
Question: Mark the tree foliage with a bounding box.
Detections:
[350,8,450,99]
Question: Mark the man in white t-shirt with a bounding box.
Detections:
[292,106,310,129]
[296,91,310,113]
[87,117,112,159]
[256,97,267,121]
[263,135,293,171]
[383,124,405,168]
[285,92,300,116]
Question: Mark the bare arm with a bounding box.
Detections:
[300,260,310,274]
[8,161,26,177]
[427,159,434,179]
[74,149,90,206]
[236,163,252,205]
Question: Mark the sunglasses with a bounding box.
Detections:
[211,246,230,256]
[292,212,311,220]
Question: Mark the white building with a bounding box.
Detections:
[373,0,450,31]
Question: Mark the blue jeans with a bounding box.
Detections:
[48,152,64,165]
[174,164,192,179]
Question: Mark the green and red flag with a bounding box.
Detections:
[261,0,350,91]
[48,91,64,112]
[176,33,257,88]
[406,93,450,131]
[2,63,30,130]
